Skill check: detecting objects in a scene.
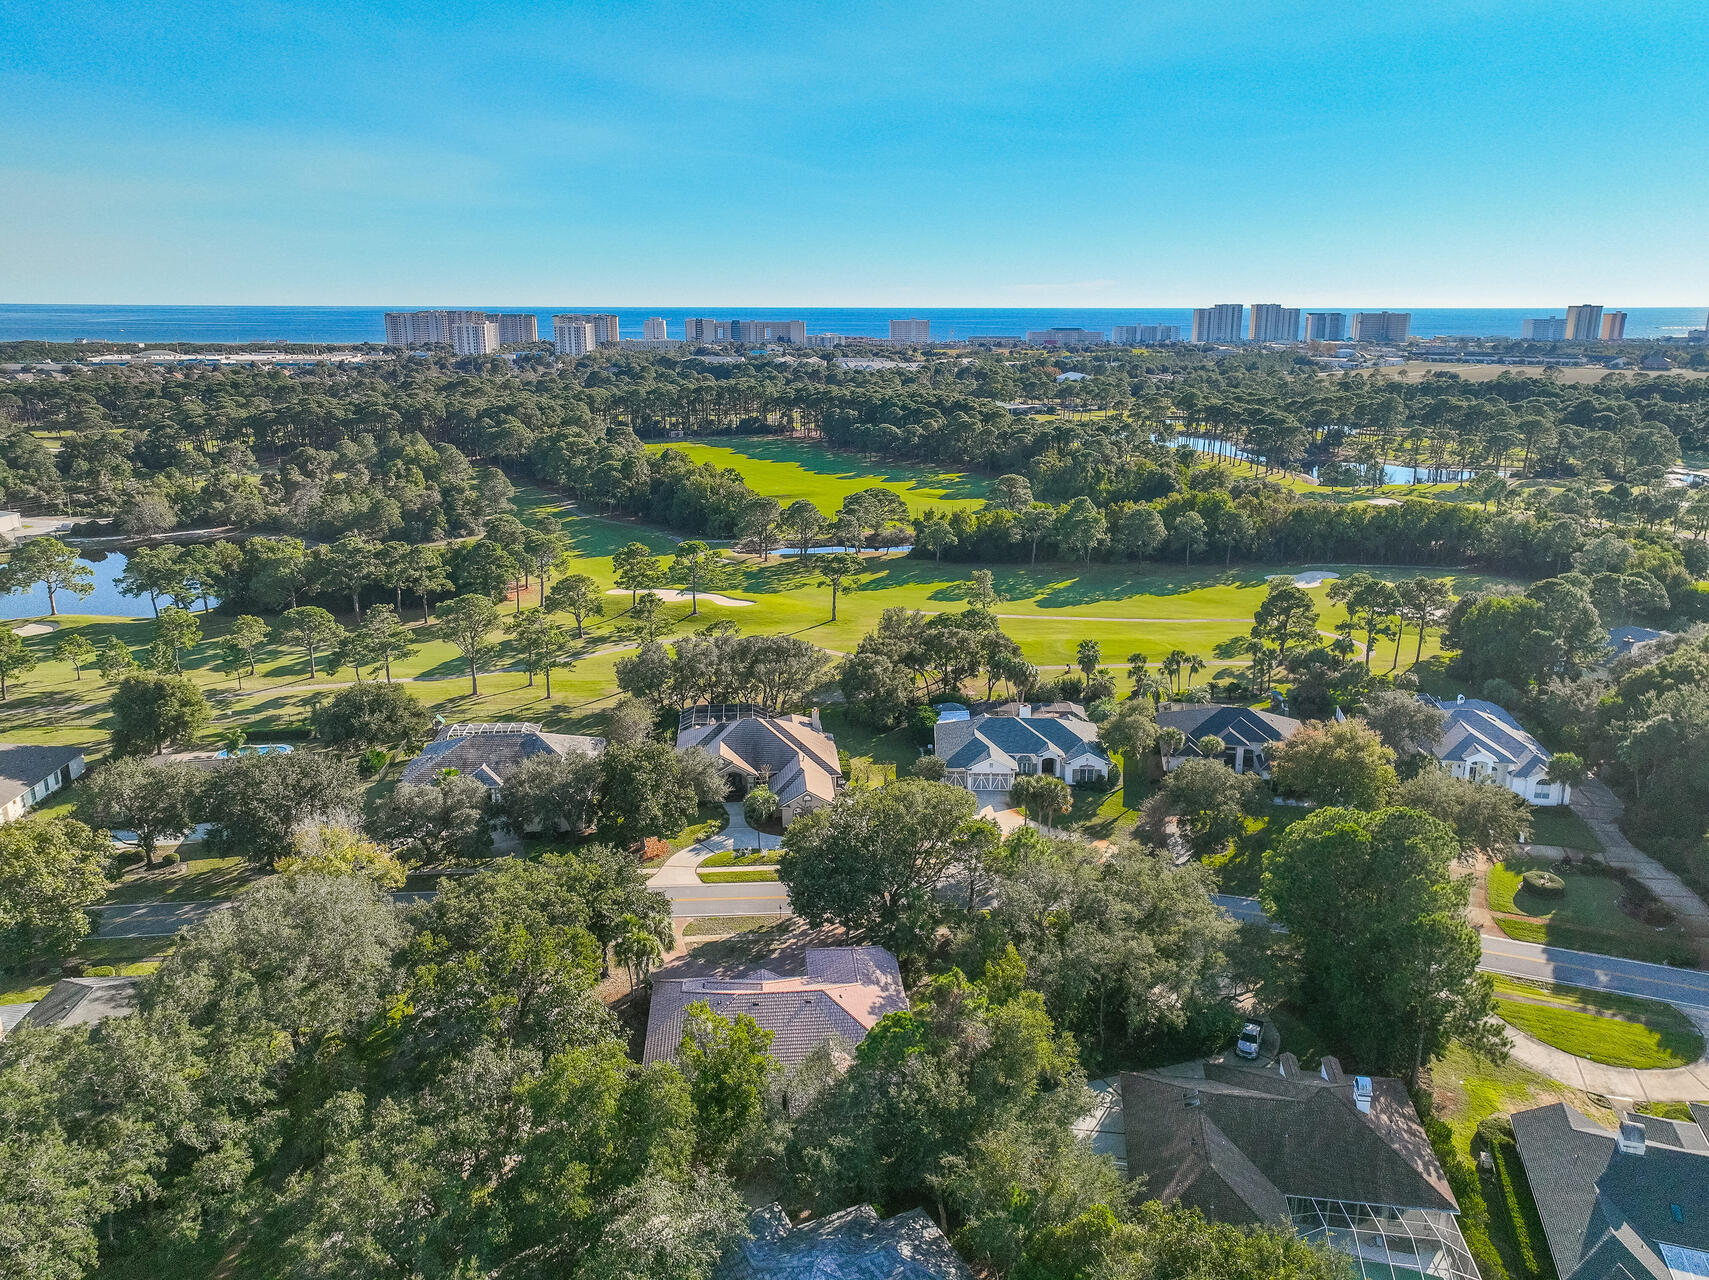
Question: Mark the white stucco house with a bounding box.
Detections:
[0,744,86,824]
[1155,705,1302,777]
[1417,695,1569,806]
[934,702,1112,795]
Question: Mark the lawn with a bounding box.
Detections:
[1486,857,1694,965]
[697,867,780,883]
[1526,807,1602,853]
[643,436,989,514]
[0,936,172,1004]
[1491,975,1705,1069]
[101,843,260,905]
[699,849,778,869]
[682,915,786,937]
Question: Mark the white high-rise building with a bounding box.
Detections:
[552,313,621,344]
[643,316,668,340]
[1248,304,1301,343]
[451,321,500,356]
[1304,312,1347,342]
[1113,324,1181,343]
[492,313,538,344]
[1191,305,1244,344]
[1521,316,1567,341]
[552,317,597,356]
[683,317,731,342]
[889,317,931,342]
[384,310,452,346]
[1565,305,1604,342]
[1351,311,1411,342]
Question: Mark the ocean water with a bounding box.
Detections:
[1,304,1705,345]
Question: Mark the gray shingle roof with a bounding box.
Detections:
[1155,706,1302,753]
[1418,696,1552,780]
[1121,1061,1456,1224]
[1512,1103,1709,1280]
[934,707,1109,771]
[399,723,604,789]
[19,977,138,1029]
[721,1204,974,1279]
[643,946,906,1067]
[677,713,843,809]
[0,743,84,810]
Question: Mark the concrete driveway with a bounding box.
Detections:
[647,802,790,918]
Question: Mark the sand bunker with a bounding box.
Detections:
[606,588,752,607]
[11,622,55,637]
[1292,571,1340,588]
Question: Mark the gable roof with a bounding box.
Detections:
[400,723,604,789]
[643,946,907,1067]
[0,743,84,810]
[721,1203,974,1279]
[935,707,1108,771]
[1155,705,1302,754]
[1121,1061,1456,1224]
[20,977,138,1029]
[678,712,843,808]
[1512,1103,1709,1280]
[1418,696,1553,780]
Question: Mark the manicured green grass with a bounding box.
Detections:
[699,849,778,869]
[1492,975,1705,1069]
[683,915,787,937]
[697,867,781,883]
[101,844,259,905]
[644,437,989,513]
[1526,807,1602,852]
[1487,1129,1555,1280]
[1486,857,1694,965]
[0,937,172,1004]
[667,804,729,852]
[1431,1041,1614,1158]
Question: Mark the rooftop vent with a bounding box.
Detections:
[1618,1119,1647,1156]
[1353,1076,1374,1114]
[1184,1089,1202,1108]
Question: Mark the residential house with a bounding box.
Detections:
[19,977,139,1030]
[720,1203,973,1280]
[1416,695,1569,805]
[0,743,85,823]
[643,946,907,1067]
[933,702,1112,796]
[1119,1057,1479,1280]
[1608,625,1671,661]
[1511,1102,1709,1280]
[1155,705,1302,776]
[400,722,605,791]
[676,705,843,827]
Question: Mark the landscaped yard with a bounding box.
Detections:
[0,936,172,1005]
[697,867,780,883]
[101,843,260,905]
[699,849,778,869]
[1486,857,1694,966]
[1491,975,1705,1069]
[1525,806,1602,852]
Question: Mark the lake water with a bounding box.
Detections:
[0,548,158,619]
[1160,435,1503,485]
[1,303,1704,343]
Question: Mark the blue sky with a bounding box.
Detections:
[3,2,1707,306]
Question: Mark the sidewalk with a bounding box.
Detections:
[1572,777,1709,944]
[1500,1003,1709,1102]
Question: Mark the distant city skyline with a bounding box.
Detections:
[5,4,1709,306]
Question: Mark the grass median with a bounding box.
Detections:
[1492,975,1704,1069]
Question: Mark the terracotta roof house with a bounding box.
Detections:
[933,702,1111,797]
[1155,705,1302,776]
[1416,695,1568,806]
[1511,1102,1709,1280]
[0,743,85,824]
[400,722,605,790]
[19,977,140,1030]
[676,705,843,827]
[1119,1057,1478,1280]
[720,1203,973,1279]
[643,946,907,1067]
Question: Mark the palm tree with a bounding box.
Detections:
[613,913,666,991]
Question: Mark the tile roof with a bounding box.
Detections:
[1121,1060,1456,1225]
[934,707,1109,772]
[1417,696,1552,780]
[1512,1103,1709,1280]
[399,723,604,789]
[0,743,84,810]
[721,1204,974,1280]
[643,946,906,1067]
[1155,706,1302,753]
[19,977,138,1029]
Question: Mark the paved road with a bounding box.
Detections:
[656,880,791,919]
[1212,894,1709,1012]
[95,901,228,937]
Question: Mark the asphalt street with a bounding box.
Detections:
[1212,894,1709,1012]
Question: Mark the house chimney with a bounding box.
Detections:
[1618,1118,1647,1156]
[1353,1076,1374,1114]
[810,707,822,731]
[1184,1089,1202,1108]
[1456,694,1466,704]
[1276,1052,1300,1079]
[1319,1056,1345,1084]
